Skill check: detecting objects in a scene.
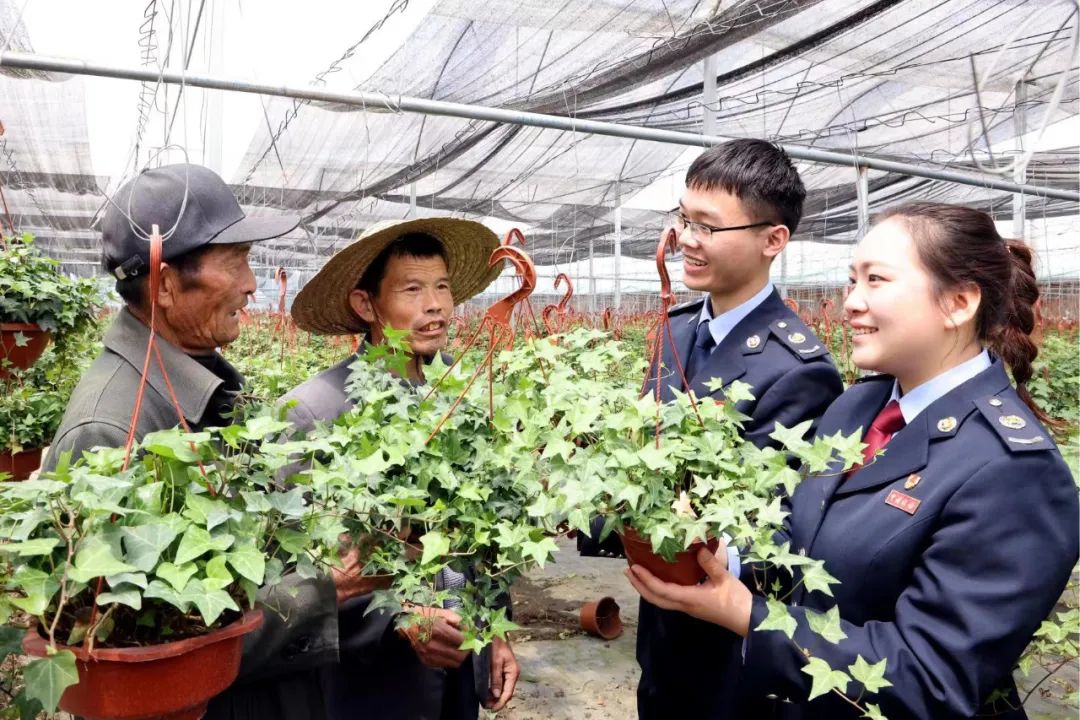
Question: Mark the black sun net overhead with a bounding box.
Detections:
[1,0,1077,307]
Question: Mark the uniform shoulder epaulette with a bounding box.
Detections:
[974,394,1053,453]
[668,297,705,318]
[766,317,830,361]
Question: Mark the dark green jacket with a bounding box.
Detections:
[45,307,339,720]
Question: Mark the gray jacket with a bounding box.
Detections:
[44,307,243,471]
[44,308,339,720]
[282,354,493,720]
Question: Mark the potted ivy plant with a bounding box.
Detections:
[280,330,579,650]
[0,411,343,719]
[0,233,101,379]
[0,381,65,481]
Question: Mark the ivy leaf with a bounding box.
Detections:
[420,531,451,566]
[800,562,840,596]
[174,526,235,564]
[204,555,234,590]
[240,490,274,513]
[144,579,191,612]
[10,567,60,616]
[354,449,391,475]
[268,487,308,517]
[23,651,79,713]
[184,579,239,626]
[487,606,519,639]
[226,546,266,585]
[97,586,143,610]
[862,703,888,720]
[68,537,138,584]
[806,606,847,644]
[0,538,60,556]
[757,598,797,639]
[520,537,559,568]
[156,561,198,592]
[801,656,851,700]
[637,445,673,472]
[769,420,813,456]
[849,656,893,694]
[121,522,179,572]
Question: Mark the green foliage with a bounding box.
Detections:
[0,234,101,335]
[0,381,66,452]
[1028,331,1080,438]
[0,410,337,713]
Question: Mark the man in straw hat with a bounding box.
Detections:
[284,217,519,720]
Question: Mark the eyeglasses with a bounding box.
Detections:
[666,210,777,243]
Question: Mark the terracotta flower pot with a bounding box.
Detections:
[579,596,623,640]
[619,526,720,586]
[0,447,43,481]
[0,322,51,379]
[22,609,264,720]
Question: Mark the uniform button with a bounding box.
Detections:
[799,547,807,556]
[778,321,788,329]
[989,398,1003,407]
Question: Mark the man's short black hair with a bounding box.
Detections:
[356,232,449,297]
[685,139,806,234]
[107,245,212,310]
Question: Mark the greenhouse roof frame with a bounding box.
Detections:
[2,49,1075,202]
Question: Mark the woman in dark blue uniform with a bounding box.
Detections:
[626,202,1079,719]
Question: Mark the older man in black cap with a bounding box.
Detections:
[45,163,298,465]
[44,163,376,720]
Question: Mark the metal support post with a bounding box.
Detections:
[613,202,622,311]
[855,166,870,240]
[1012,79,1027,239]
[588,234,596,312]
[702,55,717,136]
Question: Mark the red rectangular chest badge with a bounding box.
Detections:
[885,489,921,515]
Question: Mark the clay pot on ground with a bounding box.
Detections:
[579,596,623,640]
[619,526,721,586]
[0,447,43,482]
[22,609,264,720]
[0,323,51,379]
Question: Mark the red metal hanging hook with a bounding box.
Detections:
[642,229,702,445]
[501,228,543,339]
[423,244,537,442]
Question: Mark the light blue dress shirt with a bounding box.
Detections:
[696,282,776,350]
[889,349,992,425]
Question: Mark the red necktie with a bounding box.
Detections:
[847,399,906,478]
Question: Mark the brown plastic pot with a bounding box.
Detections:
[579,596,623,640]
[22,609,263,720]
[619,526,721,586]
[0,323,51,379]
[0,447,43,481]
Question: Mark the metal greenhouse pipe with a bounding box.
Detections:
[2,50,1078,202]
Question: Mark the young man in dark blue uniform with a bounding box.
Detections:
[583,139,844,719]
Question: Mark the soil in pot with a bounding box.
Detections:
[0,447,43,481]
[22,609,264,720]
[0,323,51,379]
[579,596,623,640]
[619,526,721,586]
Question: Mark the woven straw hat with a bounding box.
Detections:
[292,217,502,335]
